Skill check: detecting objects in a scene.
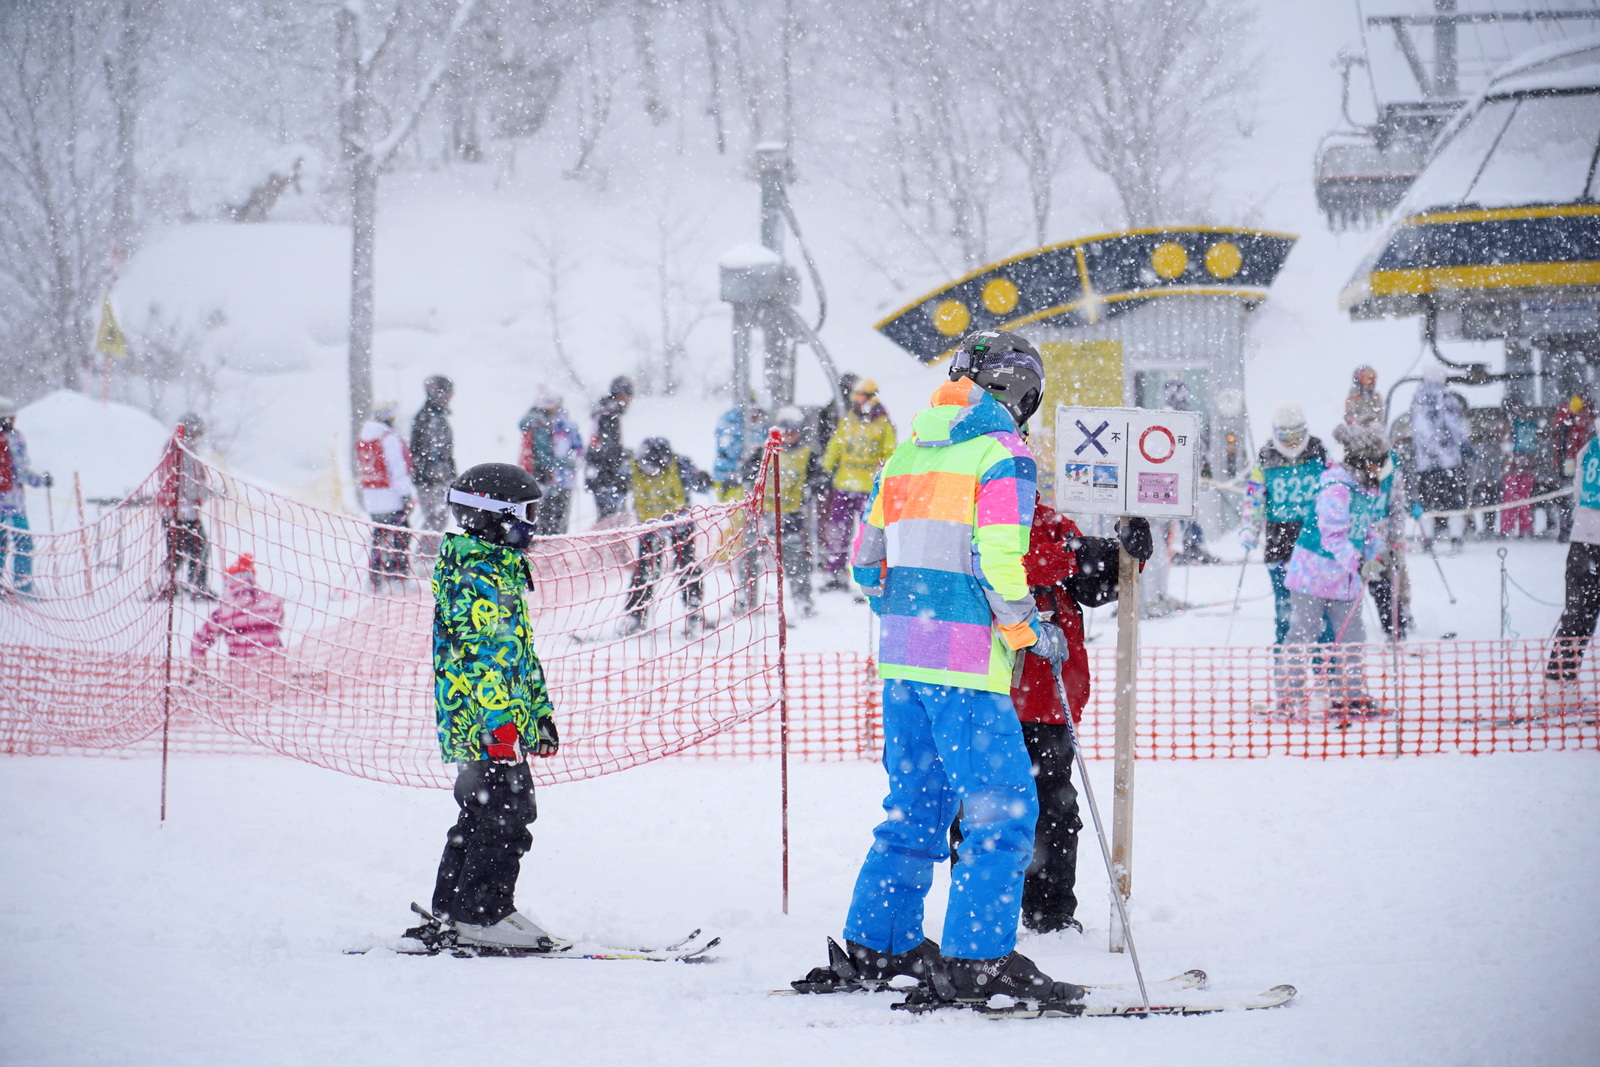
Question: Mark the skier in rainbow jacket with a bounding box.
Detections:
[793,329,1086,1010]
[405,462,565,953]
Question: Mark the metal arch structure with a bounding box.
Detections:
[874,227,1296,365]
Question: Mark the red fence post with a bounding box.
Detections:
[766,429,790,916]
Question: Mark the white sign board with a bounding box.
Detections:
[1053,405,1200,518]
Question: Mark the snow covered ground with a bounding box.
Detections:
[2,752,1596,1066]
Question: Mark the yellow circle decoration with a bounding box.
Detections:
[1150,242,1188,280]
[981,277,1020,315]
[932,299,971,336]
[1205,241,1243,279]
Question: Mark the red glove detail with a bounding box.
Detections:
[486,722,521,763]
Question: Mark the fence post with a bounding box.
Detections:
[157,445,180,824]
[766,429,790,916]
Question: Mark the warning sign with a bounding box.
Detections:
[1053,406,1199,517]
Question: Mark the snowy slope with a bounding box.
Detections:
[1,753,1596,1066]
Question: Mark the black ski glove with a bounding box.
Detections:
[1117,516,1153,562]
[530,716,560,758]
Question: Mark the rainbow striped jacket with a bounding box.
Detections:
[851,379,1039,694]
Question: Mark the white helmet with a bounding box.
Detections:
[1272,403,1308,458]
[774,406,805,432]
[0,396,16,420]
[371,399,400,423]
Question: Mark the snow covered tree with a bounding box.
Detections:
[1069,0,1259,227]
[0,0,126,395]
[335,0,478,454]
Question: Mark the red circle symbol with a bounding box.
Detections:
[1139,425,1177,463]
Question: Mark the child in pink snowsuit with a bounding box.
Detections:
[191,554,285,662]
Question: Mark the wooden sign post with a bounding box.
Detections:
[1053,406,1199,953]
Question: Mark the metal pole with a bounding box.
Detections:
[1224,549,1249,644]
[158,453,180,825]
[1110,535,1139,952]
[767,428,790,915]
[1498,546,1509,640]
[1055,665,1149,1009]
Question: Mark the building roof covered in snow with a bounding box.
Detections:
[1341,37,1600,320]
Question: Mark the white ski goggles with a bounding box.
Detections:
[447,489,539,524]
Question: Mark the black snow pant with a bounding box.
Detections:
[1367,567,1410,640]
[623,523,702,622]
[431,760,537,926]
[1548,541,1600,681]
[1019,721,1082,932]
[163,518,209,596]
[949,720,1082,933]
[368,509,413,584]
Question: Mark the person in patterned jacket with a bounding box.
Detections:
[795,330,1085,1008]
[418,462,564,952]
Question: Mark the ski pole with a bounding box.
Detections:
[1416,517,1457,605]
[1224,548,1250,644]
[1052,661,1149,1009]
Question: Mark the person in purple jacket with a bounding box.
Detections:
[1280,421,1389,716]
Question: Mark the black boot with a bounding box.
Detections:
[791,936,941,993]
[930,951,1085,1005]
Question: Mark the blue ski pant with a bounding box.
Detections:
[0,510,32,588]
[844,679,1038,961]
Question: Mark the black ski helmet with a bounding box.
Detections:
[949,329,1044,425]
[609,375,635,399]
[637,437,673,476]
[448,462,543,544]
[424,375,453,401]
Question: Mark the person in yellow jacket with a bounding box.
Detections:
[819,379,896,593]
[621,437,711,636]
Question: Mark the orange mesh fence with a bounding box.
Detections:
[0,436,789,786]
[1071,641,1599,759]
[1,436,1594,772]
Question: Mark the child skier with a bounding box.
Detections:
[1280,421,1389,715]
[357,400,415,592]
[189,554,285,664]
[621,436,711,635]
[411,461,564,951]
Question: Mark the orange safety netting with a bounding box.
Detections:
[1071,640,1599,759]
[0,436,794,787]
[1,436,1595,772]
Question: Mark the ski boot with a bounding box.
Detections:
[926,950,1086,1007]
[1023,913,1083,936]
[453,910,573,953]
[791,937,941,994]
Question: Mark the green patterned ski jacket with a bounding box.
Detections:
[432,533,555,762]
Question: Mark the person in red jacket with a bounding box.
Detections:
[950,500,1150,934]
